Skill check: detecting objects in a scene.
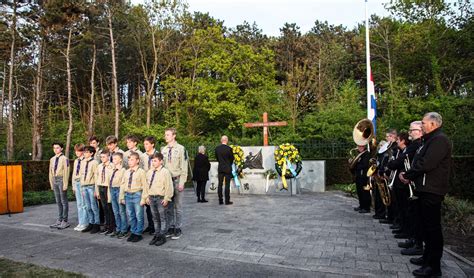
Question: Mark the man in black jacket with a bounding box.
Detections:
[400,112,452,277]
[215,135,234,205]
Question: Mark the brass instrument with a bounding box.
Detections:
[387,148,399,189]
[353,119,375,147]
[365,147,392,206]
[348,148,366,170]
[404,156,418,200]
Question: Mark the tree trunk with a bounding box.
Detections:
[88,43,96,137]
[32,40,44,161]
[6,0,17,161]
[65,29,73,158]
[0,63,6,126]
[108,8,119,138]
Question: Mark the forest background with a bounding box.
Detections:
[0,0,472,161]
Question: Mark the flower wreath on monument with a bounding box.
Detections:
[230,145,244,188]
[274,143,303,190]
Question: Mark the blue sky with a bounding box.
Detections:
[131,0,390,36]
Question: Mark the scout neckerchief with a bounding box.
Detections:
[54,154,63,176]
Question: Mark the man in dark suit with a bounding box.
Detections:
[214,135,234,205]
[400,112,452,277]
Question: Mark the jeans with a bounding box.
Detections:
[149,195,168,236]
[82,185,99,224]
[166,178,183,229]
[125,191,144,235]
[53,177,68,222]
[73,180,88,226]
[111,187,128,233]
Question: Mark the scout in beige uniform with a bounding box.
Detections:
[141,153,174,246]
[120,152,147,243]
[95,150,114,235]
[49,142,70,230]
[109,152,127,238]
[80,146,100,234]
[72,144,88,231]
[106,135,125,165]
[123,134,147,169]
[161,128,188,239]
[89,135,102,163]
[142,135,158,234]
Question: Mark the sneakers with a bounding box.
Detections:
[90,224,101,234]
[73,225,81,231]
[50,220,61,229]
[82,224,93,233]
[99,229,108,235]
[165,228,174,238]
[131,234,143,243]
[149,236,159,245]
[155,235,166,246]
[171,228,182,240]
[58,221,70,230]
[105,230,114,236]
[117,232,127,239]
[127,234,136,242]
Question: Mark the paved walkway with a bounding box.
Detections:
[0,190,472,277]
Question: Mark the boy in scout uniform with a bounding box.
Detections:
[141,152,174,246]
[80,146,100,234]
[123,134,147,169]
[143,136,158,234]
[72,143,88,231]
[89,136,102,163]
[106,135,125,164]
[95,149,114,235]
[109,152,128,238]
[120,152,147,243]
[49,142,70,229]
[161,128,188,240]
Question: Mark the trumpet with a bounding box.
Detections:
[404,157,418,200]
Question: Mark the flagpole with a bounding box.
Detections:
[365,0,376,137]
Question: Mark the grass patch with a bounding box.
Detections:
[328,183,357,198]
[0,257,84,277]
[23,190,76,207]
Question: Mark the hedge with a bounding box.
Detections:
[2,156,473,200]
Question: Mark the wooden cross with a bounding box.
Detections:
[243,112,288,146]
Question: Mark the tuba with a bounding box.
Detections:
[349,118,374,170]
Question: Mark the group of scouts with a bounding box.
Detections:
[351,112,451,277]
[48,128,188,246]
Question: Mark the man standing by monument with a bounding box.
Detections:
[215,135,234,205]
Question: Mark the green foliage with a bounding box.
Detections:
[330,183,357,198]
[442,195,474,235]
[23,190,75,207]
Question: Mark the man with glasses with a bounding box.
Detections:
[400,113,452,277]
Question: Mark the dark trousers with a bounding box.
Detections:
[218,173,231,203]
[98,186,115,231]
[395,186,410,233]
[373,182,387,217]
[98,197,105,224]
[419,192,444,271]
[145,204,154,230]
[356,178,371,210]
[407,196,423,246]
[387,187,397,222]
[149,196,167,236]
[196,180,207,200]
[53,177,68,222]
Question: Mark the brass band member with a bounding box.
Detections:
[351,145,371,213]
[399,121,424,256]
[373,129,398,220]
[400,112,451,277]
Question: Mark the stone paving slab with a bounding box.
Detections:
[0,189,472,277]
